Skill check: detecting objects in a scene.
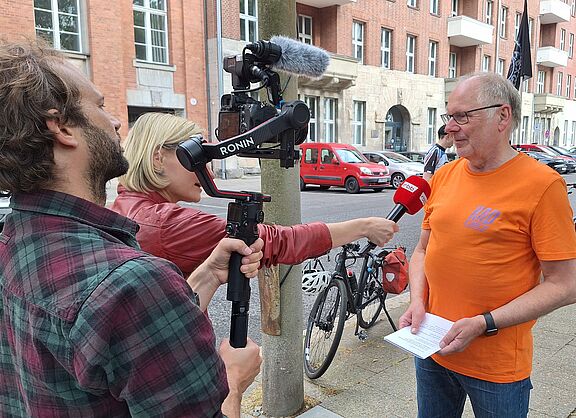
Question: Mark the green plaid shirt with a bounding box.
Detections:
[0,190,227,417]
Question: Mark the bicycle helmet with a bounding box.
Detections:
[301,267,331,295]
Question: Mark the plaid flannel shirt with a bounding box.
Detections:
[0,190,227,417]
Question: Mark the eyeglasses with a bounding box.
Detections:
[441,104,503,125]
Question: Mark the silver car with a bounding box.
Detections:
[363,151,425,189]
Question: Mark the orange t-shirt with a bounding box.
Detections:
[422,153,576,383]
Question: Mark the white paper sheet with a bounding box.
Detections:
[384,313,454,359]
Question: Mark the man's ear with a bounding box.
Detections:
[45,109,79,147]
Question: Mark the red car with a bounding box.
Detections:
[513,144,576,172]
[299,142,390,193]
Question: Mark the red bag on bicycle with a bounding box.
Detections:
[380,247,409,294]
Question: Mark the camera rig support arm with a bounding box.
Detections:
[175,99,309,348]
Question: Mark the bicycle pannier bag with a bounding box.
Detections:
[381,247,409,294]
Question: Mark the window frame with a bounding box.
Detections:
[537,70,545,94]
[240,0,258,43]
[560,29,566,51]
[448,52,457,78]
[485,0,493,25]
[304,96,318,142]
[133,0,169,64]
[427,108,437,145]
[499,6,507,39]
[352,21,365,64]
[451,0,458,16]
[430,0,439,15]
[34,0,84,53]
[557,72,564,96]
[428,40,437,77]
[567,74,572,98]
[352,101,366,146]
[323,97,337,142]
[298,14,313,45]
[406,34,416,73]
[381,27,392,69]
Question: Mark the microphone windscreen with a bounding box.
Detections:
[269,36,330,79]
[393,176,431,215]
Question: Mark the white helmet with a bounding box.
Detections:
[301,266,331,295]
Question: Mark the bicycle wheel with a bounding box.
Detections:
[303,279,348,379]
[356,269,385,329]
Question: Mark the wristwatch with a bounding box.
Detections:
[482,312,498,336]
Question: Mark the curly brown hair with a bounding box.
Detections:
[0,40,88,193]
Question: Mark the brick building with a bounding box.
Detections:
[2,0,576,177]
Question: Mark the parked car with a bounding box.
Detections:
[548,145,576,159]
[399,151,426,163]
[363,150,424,188]
[0,191,10,229]
[513,144,576,172]
[299,142,390,193]
[521,151,568,174]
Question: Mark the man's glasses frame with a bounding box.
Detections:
[441,104,503,125]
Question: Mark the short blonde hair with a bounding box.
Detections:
[120,113,202,192]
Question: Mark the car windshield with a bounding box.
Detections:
[548,145,570,155]
[335,148,367,163]
[383,152,413,163]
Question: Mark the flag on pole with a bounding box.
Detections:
[507,0,532,89]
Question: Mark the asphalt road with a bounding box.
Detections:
[185,172,576,345]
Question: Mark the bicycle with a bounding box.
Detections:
[303,241,404,379]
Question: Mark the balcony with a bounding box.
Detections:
[297,0,355,7]
[533,94,565,114]
[298,53,357,91]
[447,16,493,47]
[536,46,569,67]
[539,0,571,25]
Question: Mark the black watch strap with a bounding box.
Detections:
[482,312,498,336]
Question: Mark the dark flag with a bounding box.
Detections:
[507,0,532,89]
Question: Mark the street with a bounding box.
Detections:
[186,172,576,344]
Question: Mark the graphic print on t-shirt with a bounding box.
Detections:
[464,205,501,232]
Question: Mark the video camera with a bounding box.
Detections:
[176,37,329,348]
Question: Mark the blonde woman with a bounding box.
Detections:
[111,112,399,275]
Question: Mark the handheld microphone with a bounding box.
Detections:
[386,176,431,222]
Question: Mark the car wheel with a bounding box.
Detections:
[345,177,360,194]
[300,178,307,191]
[391,173,405,189]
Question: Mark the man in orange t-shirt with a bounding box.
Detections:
[399,72,576,418]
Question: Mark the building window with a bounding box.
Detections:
[485,0,493,25]
[408,0,417,7]
[324,98,337,142]
[430,0,438,14]
[304,96,318,142]
[521,116,529,143]
[34,0,83,52]
[564,120,569,146]
[427,108,437,145]
[352,101,366,146]
[298,15,313,45]
[133,0,168,64]
[573,0,576,17]
[449,52,457,78]
[567,74,572,98]
[482,55,491,72]
[406,35,416,73]
[514,12,521,40]
[557,72,563,96]
[240,0,258,42]
[537,71,545,94]
[352,21,364,64]
[529,18,534,43]
[451,0,458,16]
[560,29,566,51]
[428,41,437,77]
[572,121,576,145]
[381,28,392,69]
[499,6,507,38]
[497,58,505,76]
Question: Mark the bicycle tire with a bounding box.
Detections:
[303,279,348,379]
[356,269,385,329]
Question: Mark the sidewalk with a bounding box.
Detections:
[243,292,576,418]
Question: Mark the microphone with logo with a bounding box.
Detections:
[386,176,431,223]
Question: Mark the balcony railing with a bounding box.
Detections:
[447,15,493,47]
[539,0,571,25]
[536,46,569,67]
[297,0,355,7]
[298,52,357,91]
